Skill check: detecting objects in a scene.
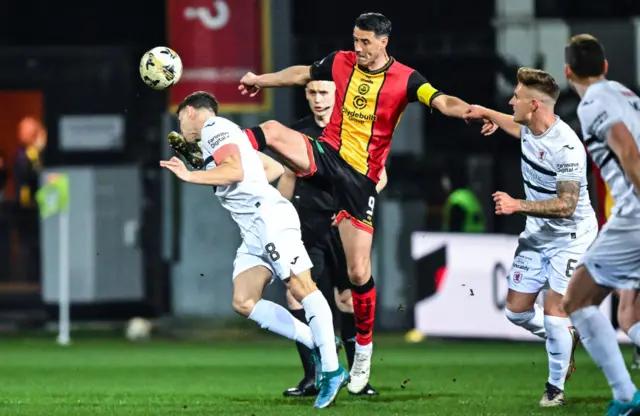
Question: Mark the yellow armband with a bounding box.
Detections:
[417,83,441,107]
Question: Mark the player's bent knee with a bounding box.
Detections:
[504,308,534,326]
[259,120,283,146]
[347,262,370,286]
[232,296,258,318]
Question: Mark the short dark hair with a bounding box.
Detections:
[565,34,606,78]
[176,91,219,115]
[517,67,560,101]
[354,13,392,37]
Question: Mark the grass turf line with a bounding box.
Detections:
[0,337,635,415]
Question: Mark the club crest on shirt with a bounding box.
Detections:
[538,151,545,162]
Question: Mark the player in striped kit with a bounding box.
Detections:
[464,68,597,407]
[561,34,640,416]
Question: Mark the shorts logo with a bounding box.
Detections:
[358,84,370,95]
[513,272,523,283]
[353,96,367,110]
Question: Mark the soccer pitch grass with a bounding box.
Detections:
[0,335,636,415]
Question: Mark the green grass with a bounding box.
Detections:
[0,336,635,415]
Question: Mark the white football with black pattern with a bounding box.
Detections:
[139,46,183,90]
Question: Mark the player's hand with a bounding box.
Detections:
[160,157,192,182]
[463,104,488,122]
[238,72,261,97]
[481,119,499,136]
[493,191,520,215]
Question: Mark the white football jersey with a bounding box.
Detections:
[200,116,289,232]
[577,80,640,218]
[520,117,597,240]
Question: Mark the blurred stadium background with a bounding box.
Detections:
[0,0,639,414]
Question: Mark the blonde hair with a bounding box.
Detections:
[516,67,560,101]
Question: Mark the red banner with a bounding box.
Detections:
[168,0,272,113]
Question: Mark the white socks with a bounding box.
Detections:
[570,306,637,401]
[628,322,640,347]
[248,299,316,349]
[544,315,573,390]
[505,304,547,339]
[301,290,339,372]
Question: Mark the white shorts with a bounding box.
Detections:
[508,226,598,296]
[580,215,640,290]
[232,202,313,281]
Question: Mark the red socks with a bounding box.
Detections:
[351,277,376,346]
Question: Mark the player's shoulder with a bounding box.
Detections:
[554,120,583,149]
[389,58,416,76]
[554,118,580,140]
[577,81,621,115]
[202,116,242,148]
[334,50,356,64]
[203,116,241,134]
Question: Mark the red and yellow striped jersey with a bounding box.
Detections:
[310,51,441,183]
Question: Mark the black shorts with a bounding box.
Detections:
[300,208,352,293]
[300,136,377,234]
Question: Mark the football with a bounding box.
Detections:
[139,46,183,90]
[125,317,153,341]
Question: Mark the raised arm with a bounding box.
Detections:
[239,52,337,95]
[404,70,470,118]
[254,66,312,88]
[464,105,521,138]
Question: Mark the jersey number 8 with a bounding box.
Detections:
[265,243,280,262]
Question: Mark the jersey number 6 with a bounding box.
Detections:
[565,259,577,278]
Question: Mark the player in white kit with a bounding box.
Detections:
[560,35,640,416]
[464,68,597,407]
[159,92,349,409]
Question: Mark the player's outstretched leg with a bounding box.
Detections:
[539,289,578,407]
[282,290,318,397]
[337,221,375,394]
[232,266,318,350]
[245,121,314,175]
[504,293,547,340]
[288,270,349,409]
[335,289,379,396]
[563,267,640,416]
